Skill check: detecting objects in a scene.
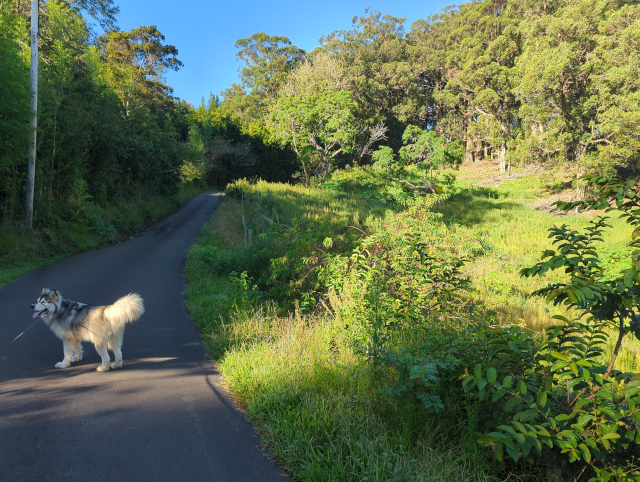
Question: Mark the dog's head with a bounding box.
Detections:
[31,288,60,320]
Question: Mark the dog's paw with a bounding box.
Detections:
[96,365,110,372]
[110,361,123,370]
[71,353,83,362]
[55,361,70,369]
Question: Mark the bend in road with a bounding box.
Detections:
[0,192,288,482]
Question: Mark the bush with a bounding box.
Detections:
[463,176,640,479]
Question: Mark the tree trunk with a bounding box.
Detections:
[498,143,507,174]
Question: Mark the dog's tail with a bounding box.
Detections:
[104,293,145,329]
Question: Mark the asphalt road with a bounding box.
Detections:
[0,192,288,482]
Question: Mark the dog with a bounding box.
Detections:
[31,288,145,372]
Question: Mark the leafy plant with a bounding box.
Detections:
[372,126,463,194]
[229,270,260,307]
[463,175,640,478]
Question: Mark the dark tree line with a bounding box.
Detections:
[0,0,294,225]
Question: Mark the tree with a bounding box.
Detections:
[221,32,305,122]
[373,125,463,193]
[267,53,359,183]
[0,6,31,221]
[514,0,640,196]
[319,9,417,149]
[101,25,182,114]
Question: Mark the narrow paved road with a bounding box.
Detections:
[0,193,288,482]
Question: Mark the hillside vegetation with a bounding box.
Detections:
[185,162,640,481]
[182,3,640,478]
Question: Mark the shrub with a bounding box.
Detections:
[463,176,640,479]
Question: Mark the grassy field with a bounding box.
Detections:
[185,163,640,481]
[0,183,204,287]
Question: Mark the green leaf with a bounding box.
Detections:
[505,397,522,411]
[624,269,635,288]
[505,444,520,462]
[570,362,579,376]
[579,443,591,462]
[474,364,482,379]
[487,367,497,384]
[512,421,527,434]
[495,443,503,462]
[626,387,640,398]
[602,433,621,440]
[551,352,571,362]
[492,390,507,402]
[577,414,593,427]
[519,409,538,423]
[503,376,513,389]
[498,425,518,437]
[519,380,527,396]
[478,436,498,444]
[538,391,548,408]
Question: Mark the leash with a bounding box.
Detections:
[0,318,41,353]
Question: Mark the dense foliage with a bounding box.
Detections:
[223,0,640,189]
[0,0,295,227]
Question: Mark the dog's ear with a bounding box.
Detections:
[49,290,59,302]
[41,287,49,295]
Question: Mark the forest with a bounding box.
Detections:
[2,0,640,480]
[0,0,294,279]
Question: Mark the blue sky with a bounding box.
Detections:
[114,0,445,106]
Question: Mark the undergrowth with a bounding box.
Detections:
[185,164,640,481]
[0,183,204,287]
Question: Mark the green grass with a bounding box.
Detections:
[185,165,639,480]
[0,183,204,287]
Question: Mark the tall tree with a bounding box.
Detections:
[221,32,305,123]
[267,53,359,182]
[101,25,182,114]
[319,9,417,149]
[514,0,640,194]
[435,0,522,171]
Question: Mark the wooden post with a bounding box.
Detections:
[26,0,38,228]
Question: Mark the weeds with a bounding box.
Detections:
[0,183,203,287]
[185,164,640,481]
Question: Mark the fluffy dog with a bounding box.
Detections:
[31,288,145,371]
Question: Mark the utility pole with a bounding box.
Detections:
[26,0,38,228]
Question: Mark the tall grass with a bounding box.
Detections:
[219,307,501,482]
[185,164,639,480]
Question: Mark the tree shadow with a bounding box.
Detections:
[436,186,522,227]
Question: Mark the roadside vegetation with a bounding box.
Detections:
[0,0,293,284]
[185,162,640,481]
[0,183,202,286]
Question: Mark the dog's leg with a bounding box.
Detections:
[109,330,124,370]
[55,339,74,368]
[71,339,83,362]
[95,341,111,372]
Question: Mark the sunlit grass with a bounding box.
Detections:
[186,166,639,480]
[217,306,501,482]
